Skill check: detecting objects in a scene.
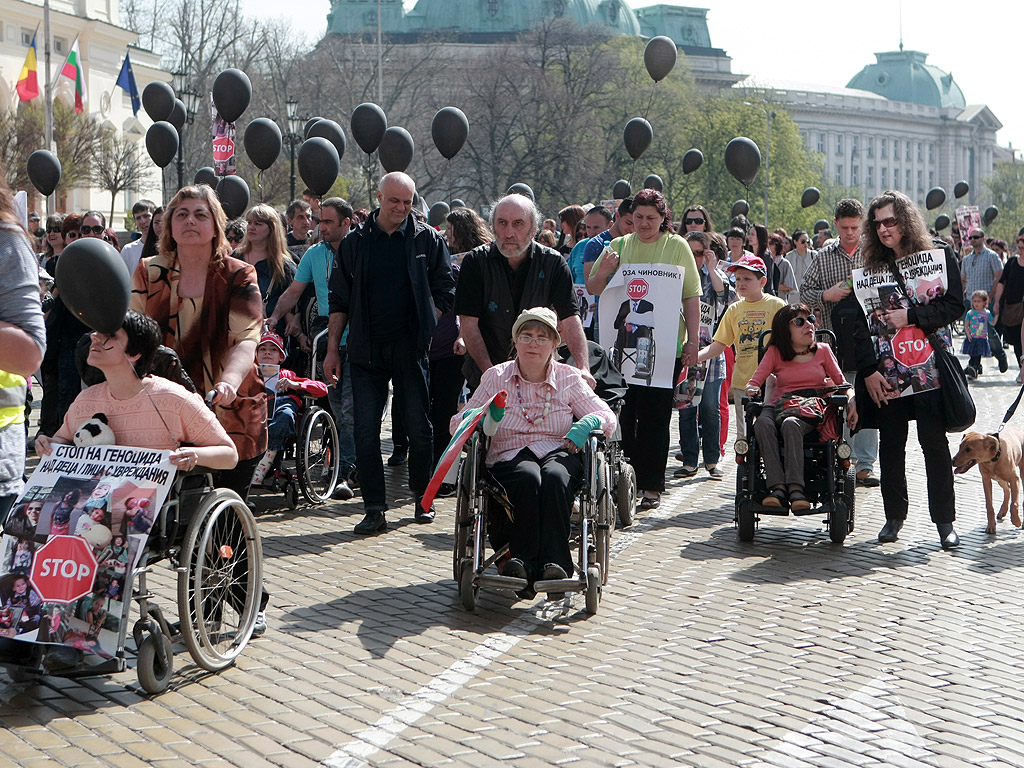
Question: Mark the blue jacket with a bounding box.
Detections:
[328,211,454,364]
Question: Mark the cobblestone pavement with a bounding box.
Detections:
[2,359,1023,767]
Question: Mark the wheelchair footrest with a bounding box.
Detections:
[533,577,582,594]
[477,574,528,591]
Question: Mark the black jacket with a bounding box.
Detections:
[328,212,454,365]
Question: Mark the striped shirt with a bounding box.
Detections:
[454,359,616,466]
[960,247,1002,299]
[799,240,863,333]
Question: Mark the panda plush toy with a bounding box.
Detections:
[73,413,116,447]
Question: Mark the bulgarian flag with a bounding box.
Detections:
[16,32,39,102]
[420,391,507,511]
[59,37,87,114]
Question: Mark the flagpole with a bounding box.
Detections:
[43,0,54,215]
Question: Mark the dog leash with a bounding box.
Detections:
[996,382,1024,434]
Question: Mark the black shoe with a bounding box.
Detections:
[541,563,569,600]
[354,510,387,534]
[437,483,457,497]
[999,357,1009,373]
[387,447,408,466]
[877,518,903,542]
[500,557,528,580]
[414,500,435,523]
[937,522,960,549]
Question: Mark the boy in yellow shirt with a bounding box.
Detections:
[697,254,786,439]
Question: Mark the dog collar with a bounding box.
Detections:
[990,433,1002,463]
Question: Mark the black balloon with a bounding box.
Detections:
[813,219,830,233]
[451,199,466,208]
[378,127,415,172]
[800,187,821,209]
[26,150,61,196]
[350,103,388,154]
[303,117,324,139]
[724,137,761,187]
[145,121,179,168]
[934,214,951,231]
[983,205,999,226]
[682,149,703,175]
[142,81,175,122]
[167,99,186,132]
[428,202,451,227]
[431,107,469,159]
[925,186,946,211]
[55,238,131,335]
[612,179,631,198]
[954,180,970,199]
[194,167,218,187]
[216,175,250,220]
[298,137,340,196]
[212,69,251,123]
[623,118,653,160]
[507,183,534,201]
[306,119,347,161]
[643,36,677,83]
[643,174,663,192]
[243,118,283,171]
[731,200,749,218]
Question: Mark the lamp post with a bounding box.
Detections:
[172,70,201,192]
[282,99,304,202]
[744,101,775,227]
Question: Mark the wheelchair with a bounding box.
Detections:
[732,330,856,544]
[1,472,263,694]
[255,327,341,506]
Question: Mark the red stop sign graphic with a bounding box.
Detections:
[30,535,98,604]
[212,137,235,164]
[891,327,933,368]
[627,278,649,300]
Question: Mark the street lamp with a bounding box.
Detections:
[283,99,304,202]
[744,101,775,227]
[172,69,201,191]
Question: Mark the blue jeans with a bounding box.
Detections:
[326,347,357,479]
[677,378,723,467]
[350,336,432,512]
[267,397,300,452]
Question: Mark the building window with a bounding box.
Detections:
[867,166,874,187]
[836,166,843,184]
[881,139,887,159]
[852,166,859,185]
[552,0,565,17]
[817,133,824,153]
[929,171,934,187]
[917,143,922,162]
[929,143,934,163]
[852,136,859,156]
[867,137,874,158]
[836,135,843,155]
[905,169,911,189]
[53,36,67,55]
[881,167,887,187]
[487,0,499,16]
[906,142,912,162]
[21,28,34,45]
[917,170,923,191]
[893,139,899,158]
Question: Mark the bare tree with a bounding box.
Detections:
[90,129,156,222]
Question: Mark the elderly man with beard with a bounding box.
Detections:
[456,193,594,391]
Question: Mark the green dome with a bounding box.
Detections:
[328,0,640,38]
[846,50,965,109]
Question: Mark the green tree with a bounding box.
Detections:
[983,160,1024,243]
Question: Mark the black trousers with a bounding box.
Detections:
[488,448,583,578]
[877,390,955,524]
[619,357,682,493]
[429,355,465,466]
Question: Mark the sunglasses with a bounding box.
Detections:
[226,235,243,243]
[690,248,705,256]
[791,315,817,327]
[969,235,984,240]
[874,216,898,230]
[797,239,808,244]
[65,231,79,239]
[684,217,705,225]
[80,225,105,235]
[47,226,63,233]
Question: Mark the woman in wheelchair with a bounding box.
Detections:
[452,308,616,595]
[744,304,848,511]
[35,310,238,471]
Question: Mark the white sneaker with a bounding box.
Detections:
[332,480,354,500]
[252,611,267,637]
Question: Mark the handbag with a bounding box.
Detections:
[1000,299,1024,326]
[928,332,976,433]
[775,391,827,425]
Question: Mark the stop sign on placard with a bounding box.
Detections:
[30,535,98,604]
[627,278,649,300]
[891,327,933,368]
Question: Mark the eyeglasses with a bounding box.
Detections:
[80,225,105,235]
[226,235,243,244]
[684,217,705,225]
[797,239,808,245]
[791,315,817,327]
[874,216,899,230]
[969,234,984,240]
[516,333,551,346]
[65,231,79,239]
[690,248,705,256]
[47,226,63,233]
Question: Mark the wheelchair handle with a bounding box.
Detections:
[309,327,331,380]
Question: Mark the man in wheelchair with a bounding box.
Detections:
[743,304,849,511]
[452,308,616,597]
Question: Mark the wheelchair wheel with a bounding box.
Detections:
[452,469,473,583]
[585,565,601,615]
[595,453,612,585]
[844,469,856,532]
[137,632,174,694]
[297,408,340,504]
[177,488,262,672]
[458,558,478,612]
[616,461,636,528]
[737,500,755,542]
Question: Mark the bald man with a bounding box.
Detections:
[326,172,455,534]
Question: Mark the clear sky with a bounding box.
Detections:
[251,0,1024,155]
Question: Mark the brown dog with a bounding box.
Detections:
[952,427,1024,533]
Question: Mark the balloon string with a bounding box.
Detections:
[448,158,452,207]
[628,161,636,190]
[257,170,264,202]
[642,85,657,124]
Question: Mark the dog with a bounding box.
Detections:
[952,427,1024,533]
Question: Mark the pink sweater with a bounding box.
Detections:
[747,344,847,405]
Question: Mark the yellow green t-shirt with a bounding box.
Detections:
[591,233,702,355]
[712,294,787,388]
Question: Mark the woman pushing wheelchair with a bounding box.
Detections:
[451,308,616,597]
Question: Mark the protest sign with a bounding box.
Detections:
[573,283,597,328]
[955,205,981,239]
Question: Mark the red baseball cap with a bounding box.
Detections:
[726,254,767,276]
[258,331,286,354]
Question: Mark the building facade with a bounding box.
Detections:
[1,0,169,220]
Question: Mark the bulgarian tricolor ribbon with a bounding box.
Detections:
[420,390,507,510]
